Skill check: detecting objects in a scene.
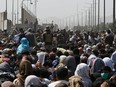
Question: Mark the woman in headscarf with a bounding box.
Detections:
[56,55,67,69]
[87,54,96,68]
[65,52,76,77]
[103,57,114,70]
[13,60,33,87]
[16,37,30,54]
[91,58,105,74]
[74,63,92,87]
[25,75,43,87]
[55,82,68,87]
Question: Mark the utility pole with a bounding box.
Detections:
[113,0,115,31]
[95,0,96,27]
[81,12,83,26]
[34,0,37,17]
[88,8,91,28]
[21,0,24,24]
[91,4,93,28]
[77,0,79,26]
[98,0,100,31]
[5,0,7,30]
[77,14,80,26]
[93,0,95,27]
[85,10,88,26]
[66,17,68,27]
[6,0,7,18]
[73,15,75,27]
[12,0,14,25]
[69,16,71,29]
[104,0,105,29]
[63,19,65,28]
[17,0,19,24]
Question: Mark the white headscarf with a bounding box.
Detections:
[91,58,105,73]
[59,55,67,64]
[74,63,92,87]
[103,57,114,70]
[37,52,46,66]
[25,75,42,87]
[75,63,90,78]
[56,55,67,68]
[111,51,116,65]
[87,54,96,67]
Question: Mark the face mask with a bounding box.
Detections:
[101,73,109,79]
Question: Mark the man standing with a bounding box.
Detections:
[25,28,37,47]
[48,67,68,87]
[18,28,26,44]
[43,27,53,52]
[105,30,114,46]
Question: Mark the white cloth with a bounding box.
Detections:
[103,57,114,70]
[48,80,68,87]
[111,51,116,64]
[91,58,105,73]
[25,75,42,87]
[87,54,96,67]
[74,63,92,87]
[37,52,46,66]
[59,55,67,64]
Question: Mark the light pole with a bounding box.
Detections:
[88,8,91,28]
[85,10,88,26]
[12,0,14,25]
[5,0,7,30]
[85,3,93,28]
[113,0,115,31]
[83,6,91,29]
[72,15,75,27]
[93,0,95,26]
[17,0,19,24]
[98,0,100,31]
[66,17,68,27]
[6,0,7,16]
[81,9,88,26]
[77,0,79,26]
[104,0,105,29]
[69,16,71,29]
[95,0,96,27]
[78,11,83,26]
[34,0,38,17]
[91,4,93,28]
[77,14,80,26]
[21,0,24,24]
[81,12,83,26]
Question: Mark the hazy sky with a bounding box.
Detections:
[0,0,115,24]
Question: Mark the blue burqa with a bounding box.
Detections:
[17,37,30,54]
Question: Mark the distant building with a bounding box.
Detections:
[21,4,37,25]
[0,11,7,31]
[0,11,12,34]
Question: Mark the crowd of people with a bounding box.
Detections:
[0,27,116,87]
